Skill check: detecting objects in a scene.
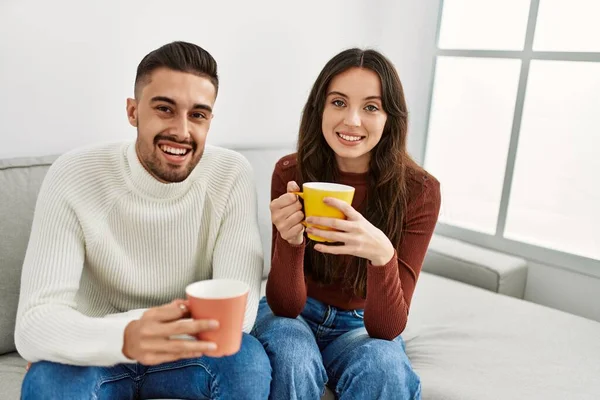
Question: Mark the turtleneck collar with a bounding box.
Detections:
[124,142,195,200]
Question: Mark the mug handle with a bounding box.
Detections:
[291,191,308,227]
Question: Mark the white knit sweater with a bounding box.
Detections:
[14,142,264,366]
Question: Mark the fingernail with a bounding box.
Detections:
[178,303,188,313]
[208,343,218,350]
[208,320,219,329]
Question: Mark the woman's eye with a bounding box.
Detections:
[332,100,345,107]
[365,105,379,112]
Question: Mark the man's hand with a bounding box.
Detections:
[123,300,219,365]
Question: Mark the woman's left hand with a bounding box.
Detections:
[305,197,395,266]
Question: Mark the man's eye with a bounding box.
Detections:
[332,100,345,107]
[157,106,171,113]
[191,112,206,119]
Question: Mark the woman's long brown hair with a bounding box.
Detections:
[297,48,421,298]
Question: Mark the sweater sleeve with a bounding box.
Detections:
[265,162,308,318]
[14,162,137,366]
[364,178,441,339]
[211,158,265,333]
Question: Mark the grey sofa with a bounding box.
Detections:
[2,146,600,400]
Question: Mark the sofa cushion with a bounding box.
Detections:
[423,234,528,298]
[403,273,600,400]
[0,155,57,355]
[0,352,27,399]
[4,274,599,399]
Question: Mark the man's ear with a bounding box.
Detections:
[126,98,138,127]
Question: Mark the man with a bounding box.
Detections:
[15,41,271,399]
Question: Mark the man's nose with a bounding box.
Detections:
[170,115,191,141]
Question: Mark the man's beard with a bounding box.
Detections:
[137,131,203,183]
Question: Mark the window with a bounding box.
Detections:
[423,0,600,276]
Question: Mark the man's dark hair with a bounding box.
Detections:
[134,41,218,98]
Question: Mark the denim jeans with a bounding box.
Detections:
[252,296,421,400]
[21,333,271,400]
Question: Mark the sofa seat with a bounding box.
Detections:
[0,352,27,399]
[404,273,600,400]
[4,273,599,399]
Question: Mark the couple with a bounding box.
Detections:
[15,41,440,400]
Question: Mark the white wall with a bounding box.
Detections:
[375,0,441,164]
[0,0,379,159]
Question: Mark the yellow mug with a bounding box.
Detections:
[292,182,355,242]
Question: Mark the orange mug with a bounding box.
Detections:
[185,279,249,357]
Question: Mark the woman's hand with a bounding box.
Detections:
[270,181,305,246]
[306,197,395,266]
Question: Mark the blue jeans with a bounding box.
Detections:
[252,297,421,400]
[21,333,271,400]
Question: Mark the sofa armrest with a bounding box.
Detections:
[422,234,528,298]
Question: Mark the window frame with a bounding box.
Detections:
[423,0,600,278]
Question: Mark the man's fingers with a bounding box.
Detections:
[165,339,218,355]
[151,318,220,338]
[143,300,188,323]
[140,338,217,354]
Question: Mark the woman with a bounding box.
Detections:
[252,48,441,400]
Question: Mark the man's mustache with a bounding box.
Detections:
[154,134,197,151]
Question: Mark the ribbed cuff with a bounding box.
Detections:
[103,312,144,364]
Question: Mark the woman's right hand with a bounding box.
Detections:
[270,181,305,245]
